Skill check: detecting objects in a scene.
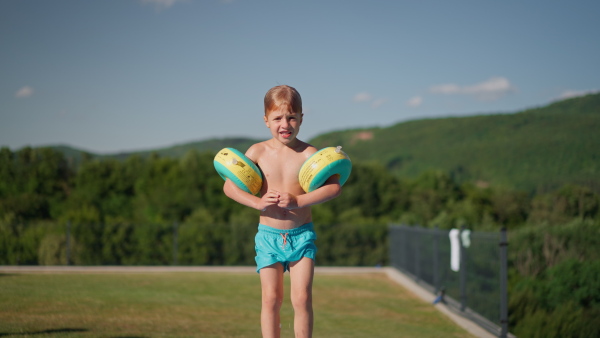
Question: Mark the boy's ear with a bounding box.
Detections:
[263,115,268,127]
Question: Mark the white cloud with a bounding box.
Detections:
[557,89,599,100]
[430,84,461,94]
[140,0,185,10]
[353,92,387,109]
[371,98,387,109]
[353,92,372,102]
[15,86,34,98]
[430,77,515,101]
[407,96,423,107]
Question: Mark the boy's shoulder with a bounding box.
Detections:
[300,142,318,157]
[245,140,269,159]
[289,140,319,159]
[246,140,281,163]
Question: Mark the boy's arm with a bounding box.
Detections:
[223,179,280,211]
[278,175,342,209]
[222,143,281,211]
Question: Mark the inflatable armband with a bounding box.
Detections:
[298,146,352,193]
[214,148,263,195]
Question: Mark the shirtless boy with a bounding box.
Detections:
[223,85,342,338]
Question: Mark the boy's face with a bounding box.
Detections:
[264,106,303,145]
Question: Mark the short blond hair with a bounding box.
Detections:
[264,85,302,116]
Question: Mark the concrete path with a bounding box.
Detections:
[1,265,496,337]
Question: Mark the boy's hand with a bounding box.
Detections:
[277,192,298,209]
[257,190,280,211]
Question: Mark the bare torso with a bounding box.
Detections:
[247,139,317,229]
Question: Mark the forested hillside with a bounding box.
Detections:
[53,138,262,165]
[311,92,600,193]
[52,93,600,193]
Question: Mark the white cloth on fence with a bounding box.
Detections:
[461,229,471,248]
[449,228,460,272]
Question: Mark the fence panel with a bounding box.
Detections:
[389,225,508,337]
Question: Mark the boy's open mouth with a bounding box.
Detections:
[280,131,292,138]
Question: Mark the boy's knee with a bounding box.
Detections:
[291,291,312,310]
[262,290,283,310]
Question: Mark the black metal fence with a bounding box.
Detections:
[389,225,508,338]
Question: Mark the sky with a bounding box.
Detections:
[2,0,599,154]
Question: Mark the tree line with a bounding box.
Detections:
[1,146,599,337]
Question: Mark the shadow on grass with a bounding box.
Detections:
[0,328,88,336]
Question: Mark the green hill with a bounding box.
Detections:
[310,93,600,192]
[49,137,263,165]
[43,93,599,192]
[104,137,263,160]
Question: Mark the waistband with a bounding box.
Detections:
[258,222,314,235]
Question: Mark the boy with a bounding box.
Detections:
[223,85,342,338]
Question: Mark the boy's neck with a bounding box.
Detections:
[268,137,303,150]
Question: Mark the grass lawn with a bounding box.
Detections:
[0,271,472,337]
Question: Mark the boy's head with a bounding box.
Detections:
[263,85,304,144]
[264,85,302,116]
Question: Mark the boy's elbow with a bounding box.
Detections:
[223,180,233,198]
[223,185,229,198]
[331,183,342,199]
[323,179,342,199]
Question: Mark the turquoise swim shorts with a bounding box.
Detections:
[254,223,317,273]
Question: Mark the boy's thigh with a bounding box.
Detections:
[260,263,285,294]
[289,257,315,293]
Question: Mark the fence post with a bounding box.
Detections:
[388,226,394,268]
[172,221,179,266]
[459,225,467,311]
[433,226,440,293]
[500,227,508,337]
[414,227,421,281]
[66,221,72,266]
[402,225,409,271]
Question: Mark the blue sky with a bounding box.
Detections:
[2,0,599,154]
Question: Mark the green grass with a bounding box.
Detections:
[0,272,472,337]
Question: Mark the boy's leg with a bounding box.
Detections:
[260,263,285,338]
[289,256,315,338]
